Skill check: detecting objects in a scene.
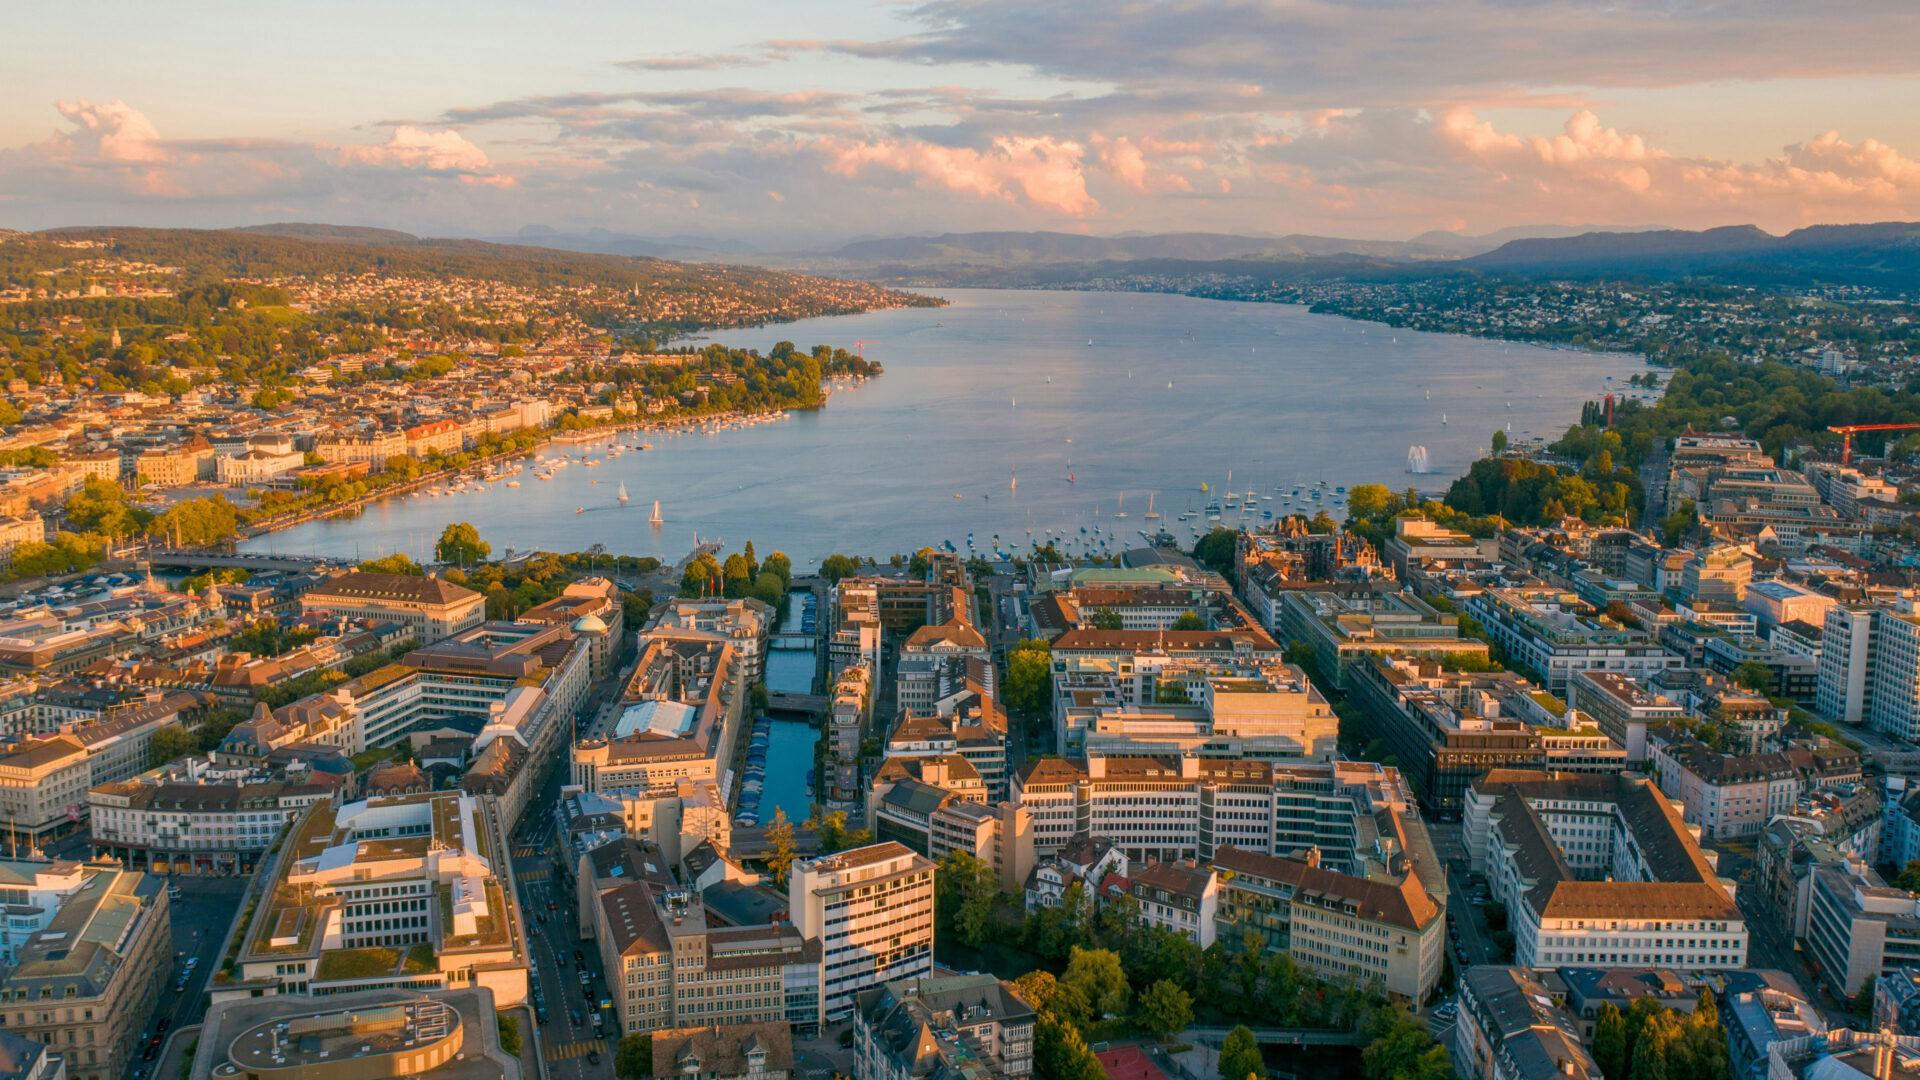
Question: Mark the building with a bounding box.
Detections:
[651,598,773,685]
[88,755,339,874]
[787,843,935,1020]
[1128,859,1219,947]
[298,571,485,644]
[1566,668,1691,764]
[1724,970,1823,1080]
[651,1023,793,1080]
[827,662,872,802]
[1806,855,1920,997]
[895,617,992,714]
[186,987,521,1080]
[1764,1028,1920,1080]
[0,514,44,568]
[1453,966,1602,1080]
[0,861,171,1080]
[1818,605,1875,725]
[1213,845,1446,1003]
[519,577,625,680]
[1464,588,1680,694]
[1071,661,1339,764]
[1466,770,1747,970]
[224,792,529,1006]
[1013,756,1434,875]
[1273,584,1489,689]
[852,974,1033,1080]
[0,736,91,848]
[0,1031,60,1080]
[1646,734,1862,840]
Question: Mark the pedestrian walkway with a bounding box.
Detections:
[544,1037,606,1062]
[518,867,550,883]
[514,844,545,858]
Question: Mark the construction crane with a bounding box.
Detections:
[1828,423,1920,465]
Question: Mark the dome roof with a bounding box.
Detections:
[572,613,609,634]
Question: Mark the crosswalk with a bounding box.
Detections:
[544,1037,606,1062]
[513,844,545,858]
[518,867,550,883]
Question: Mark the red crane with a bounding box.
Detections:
[1829,423,1920,465]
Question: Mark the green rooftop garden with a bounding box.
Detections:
[316,946,400,981]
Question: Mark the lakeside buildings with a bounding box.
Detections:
[0,859,172,1080]
[297,571,486,644]
[1464,588,1680,694]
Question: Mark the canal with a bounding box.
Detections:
[738,590,820,829]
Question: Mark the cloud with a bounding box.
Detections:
[336,125,493,171]
[828,134,1097,215]
[783,0,1920,104]
[616,53,763,72]
[55,99,167,163]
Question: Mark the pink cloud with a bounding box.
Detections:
[54,99,167,163]
[828,134,1097,216]
[337,125,493,171]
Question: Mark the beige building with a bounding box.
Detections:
[135,438,214,488]
[651,1022,793,1080]
[0,736,91,846]
[789,842,935,1020]
[187,987,521,1080]
[298,571,485,644]
[0,513,46,567]
[224,791,529,1007]
[0,861,172,1080]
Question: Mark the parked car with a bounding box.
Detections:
[587,1050,601,1066]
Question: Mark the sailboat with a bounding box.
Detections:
[1010,467,1018,493]
[1066,457,1076,483]
[1144,493,1162,520]
[1011,395,1017,408]
[617,481,630,505]
[649,500,663,527]
[1116,493,1128,519]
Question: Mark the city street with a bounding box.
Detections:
[131,875,247,1078]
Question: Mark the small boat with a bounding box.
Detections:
[505,480,520,488]
[617,481,630,505]
[1144,494,1162,520]
[576,506,585,514]
[649,500,663,526]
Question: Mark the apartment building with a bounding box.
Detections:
[1069,660,1339,764]
[853,974,1034,1080]
[520,576,625,679]
[895,617,991,713]
[1465,588,1680,694]
[225,791,528,1006]
[1012,754,1433,879]
[298,570,485,644]
[1454,966,1603,1080]
[1647,734,1862,841]
[1128,859,1220,947]
[0,861,171,1080]
[1274,584,1489,689]
[88,755,339,873]
[0,513,44,568]
[1806,856,1920,997]
[0,736,91,847]
[827,662,872,802]
[1466,770,1747,971]
[788,843,935,1020]
[1213,846,1445,1004]
[651,597,773,685]
[573,733,718,794]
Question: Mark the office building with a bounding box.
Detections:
[298,571,485,644]
[787,843,935,1020]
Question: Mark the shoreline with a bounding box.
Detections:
[237,380,871,542]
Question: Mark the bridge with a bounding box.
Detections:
[769,632,815,649]
[1181,1025,1368,1048]
[145,549,346,573]
[766,690,827,715]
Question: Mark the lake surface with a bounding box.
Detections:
[247,288,1643,566]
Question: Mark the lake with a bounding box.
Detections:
[246,288,1643,566]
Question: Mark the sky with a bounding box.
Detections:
[6,0,1920,247]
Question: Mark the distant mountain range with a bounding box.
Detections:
[481,225,760,261]
[1463,221,1920,287]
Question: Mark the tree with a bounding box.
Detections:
[1491,429,1509,454]
[148,495,239,547]
[819,553,861,582]
[1307,510,1338,533]
[762,551,792,586]
[1193,527,1237,573]
[621,588,653,628]
[1170,611,1205,631]
[1135,979,1192,1039]
[435,522,491,566]
[1003,639,1053,716]
[65,478,151,539]
[149,725,201,768]
[814,810,872,855]
[722,552,754,598]
[1361,1007,1452,1080]
[1593,1003,1628,1080]
[1034,1013,1106,1080]
[615,1033,653,1079]
[1089,609,1124,630]
[1012,970,1059,1014]
[765,807,796,888]
[1893,859,1920,894]
[1730,660,1775,694]
[935,850,999,949]
[1062,946,1130,1019]
[360,552,425,575]
[496,1013,521,1056]
[1219,1025,1266,1080]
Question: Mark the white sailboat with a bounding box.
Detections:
[649,499,663,526]
[1115,493,1128,519]
[617,481,630,505]
[1144,493,1162,520]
